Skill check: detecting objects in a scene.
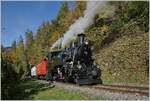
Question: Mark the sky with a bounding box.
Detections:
[1,1,74,47]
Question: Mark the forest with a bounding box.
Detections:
[1,1,149,99]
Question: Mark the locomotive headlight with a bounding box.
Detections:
[85,41,88,45]
[97,65,100,68]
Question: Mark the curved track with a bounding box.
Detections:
[91,84,149,96]
[36,80,149,97]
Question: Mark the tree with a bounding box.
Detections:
[25,29,34,65]
[17,35,27,73]
[1,54,19,99]
[56,1,69,34]
[11,40,16,50]
[10,40,18,65]
[25,29,33,49]
[57,1,69,21]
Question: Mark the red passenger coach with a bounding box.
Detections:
[36,58,47,79]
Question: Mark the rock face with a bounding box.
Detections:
[94,32,149,85]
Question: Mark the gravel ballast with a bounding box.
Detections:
[37,80,149,100]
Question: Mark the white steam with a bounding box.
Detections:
[51,38,62,49]
[51,1,115,49]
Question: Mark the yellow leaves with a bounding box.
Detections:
[100,25,109,33]
[48,31,61,46]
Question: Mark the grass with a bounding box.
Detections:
[31,87,88,100]
[10,80,104,100]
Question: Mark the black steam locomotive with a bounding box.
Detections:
[47,34,102,85]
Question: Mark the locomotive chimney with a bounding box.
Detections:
[78,33,85,45]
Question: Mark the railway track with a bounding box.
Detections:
[37,80,149,97]
[91,84,149,96]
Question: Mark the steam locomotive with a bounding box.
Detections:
[47,33,102,85]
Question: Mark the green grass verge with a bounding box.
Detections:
[31,87,88,100]
[16,80,105,100]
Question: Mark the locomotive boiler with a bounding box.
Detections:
[47,33,102,85]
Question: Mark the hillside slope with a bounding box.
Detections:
[94,32,148,85]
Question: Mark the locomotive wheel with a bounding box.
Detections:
[74,77,78,84]
[74,74,81,86]
[64,78,68,82]
[63,74,69,82]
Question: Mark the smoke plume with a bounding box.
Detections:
[51,1,115,49]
